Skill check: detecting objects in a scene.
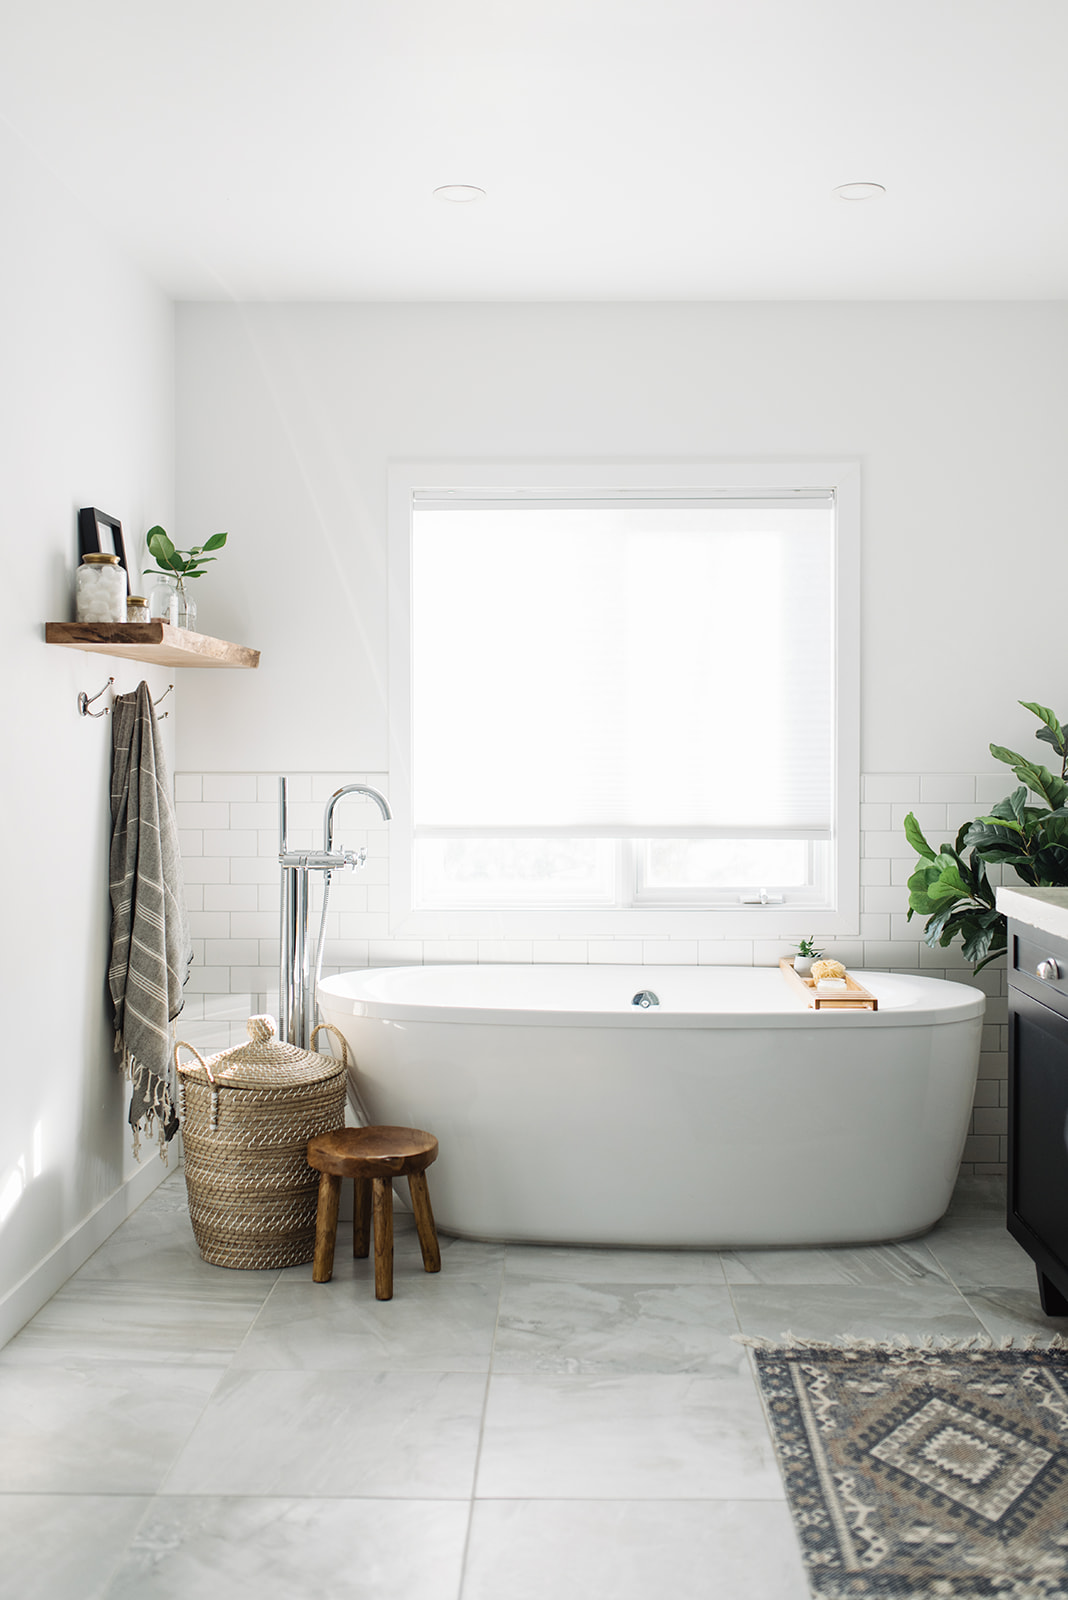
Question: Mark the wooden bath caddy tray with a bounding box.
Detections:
[779,958,878,1010]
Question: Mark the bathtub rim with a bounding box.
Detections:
[317,963,986,1032]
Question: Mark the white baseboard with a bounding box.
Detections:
[0,1153,173,1349]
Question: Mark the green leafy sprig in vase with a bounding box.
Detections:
[145,525,228,631]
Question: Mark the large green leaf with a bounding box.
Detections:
[960,910,1007,967]
[980,792,1021,824]
[1040,814,1068,847]
[925,902,963,945]
[202,531,228,551]
[906,862,944,917]
[146,526,175,563]
[989,745,1068,810]
[921,907,975,952]
[903,812,936,861]
[973,847,1031,868]
[1031,843,1068,880]
[901,812,933,864]
[923,877,961,905]
[970,816,1024,836]
[921,857,974,904]
[1021,701,1068,758]
[939,858,973,899]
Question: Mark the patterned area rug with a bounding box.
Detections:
[751,1340,1068,1599]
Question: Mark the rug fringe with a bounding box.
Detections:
[734,1332,1068,1352]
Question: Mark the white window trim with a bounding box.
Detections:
[388,460,860,941]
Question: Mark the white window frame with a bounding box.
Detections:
[388,461,860,941]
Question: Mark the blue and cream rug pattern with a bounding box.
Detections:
[750,1340,1068,1598]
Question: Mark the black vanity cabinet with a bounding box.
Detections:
[1008,919,1068,1315]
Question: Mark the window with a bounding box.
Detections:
[389,463,859,939]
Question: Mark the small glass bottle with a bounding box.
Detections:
[148,573,179,626]
[76,553,127,624]
[176,582,197,632]
[125,595,149,623]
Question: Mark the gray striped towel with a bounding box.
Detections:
[109,682,192,1159]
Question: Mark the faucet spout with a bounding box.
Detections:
[323,784,392,851]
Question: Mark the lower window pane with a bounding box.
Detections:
[643,838,811,889]
[416,838,613,906]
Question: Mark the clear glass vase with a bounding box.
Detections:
[148,573,179,626]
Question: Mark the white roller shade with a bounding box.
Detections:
[411,496,835,836]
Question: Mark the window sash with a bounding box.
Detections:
[413,835,830,911]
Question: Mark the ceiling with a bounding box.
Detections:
[2,0,1066,301]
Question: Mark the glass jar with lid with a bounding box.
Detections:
[75,553,127,623]
[148,572,179,626]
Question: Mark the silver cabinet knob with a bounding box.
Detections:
[1037,959,1061,981]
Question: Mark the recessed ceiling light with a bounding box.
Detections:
[433,184,486,204]
[833,182,886,202]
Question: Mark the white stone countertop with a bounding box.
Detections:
[997,885,1068,942]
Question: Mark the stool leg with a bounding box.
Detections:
[408,1172,441,1273]
[372,1177,394,1300]
[312,1172,341,1283]
[353,1177,371,1258]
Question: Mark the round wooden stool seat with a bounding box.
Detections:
[307,1126,438,1179]
[306,1125,441,1300]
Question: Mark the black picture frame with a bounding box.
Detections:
[78,507,128,573]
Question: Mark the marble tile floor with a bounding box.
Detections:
[0,1170,1059,1600]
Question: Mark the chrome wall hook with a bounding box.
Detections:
[77,677,114,718]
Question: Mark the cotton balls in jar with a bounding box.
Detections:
[75,555,127,623]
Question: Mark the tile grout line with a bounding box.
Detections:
[455,1247,508,1600]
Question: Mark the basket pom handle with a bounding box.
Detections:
[174,1040,216,1083]
[311,1022,349,1070]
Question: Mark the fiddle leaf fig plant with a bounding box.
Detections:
[145,525,228,581]
[905,701,1068,972]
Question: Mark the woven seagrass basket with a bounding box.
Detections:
[175,1015,348,1270]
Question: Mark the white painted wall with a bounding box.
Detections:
[0,126,176,1340]
[175,301,1068,775]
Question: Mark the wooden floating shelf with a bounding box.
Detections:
[779,957,878,1011]
[46,622,260,670]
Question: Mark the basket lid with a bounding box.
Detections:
[175,1016,346,1088]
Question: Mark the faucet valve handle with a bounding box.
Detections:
[343,848,368,870]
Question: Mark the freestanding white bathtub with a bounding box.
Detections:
[316,964,985,1249]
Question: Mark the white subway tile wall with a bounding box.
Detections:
[174,771,1012,1177]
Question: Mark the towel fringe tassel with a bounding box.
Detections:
[116,1035,176,1163]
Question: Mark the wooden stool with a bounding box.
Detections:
[306,1126,441,1300]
